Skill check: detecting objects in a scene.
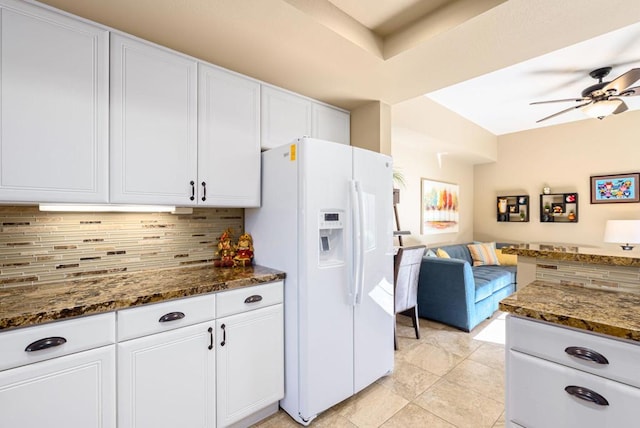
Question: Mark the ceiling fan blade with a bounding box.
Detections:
[536,101,592,123]
[619,85,640,97]
[611,99,629,115]
[530,98,588,105]
[602,68,640,93]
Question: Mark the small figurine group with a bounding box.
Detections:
[213,229,254,267]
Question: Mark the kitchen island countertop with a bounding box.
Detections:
[499,280,640,342]
[0,264,285,331]
[501,243,640,267]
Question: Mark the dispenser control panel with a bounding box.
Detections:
[318,210,344,264]
[319,212,342,229]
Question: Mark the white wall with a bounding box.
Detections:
[474,110,640,248]
[391,96,497,248]
[392,139,476,247]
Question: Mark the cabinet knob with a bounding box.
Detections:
[564,385,609,406]
[25,336,67,352]
[564,346,609,365]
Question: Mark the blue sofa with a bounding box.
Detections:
[416,243,516,332]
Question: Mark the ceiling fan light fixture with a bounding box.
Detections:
[582,99,623,119]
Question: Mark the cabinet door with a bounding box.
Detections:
[198,64,260,207]
[508,350,640,428]
[216,304,284,427]
[0,345,115,428]
[117,321,215,428]
[110,33,198,205]
[260,85,312,150]
[0,0,108,203]
[312,103,350,145]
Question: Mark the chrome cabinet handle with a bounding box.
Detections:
[201,181,207,202]
[244,295,263,304]
[565,385,609,406]
[565,346,609,365]
[190,180,195,201]
[25,337,67,352]
[158,311,186,323]
[220,323,226,347]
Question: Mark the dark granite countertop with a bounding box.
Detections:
[499,280,640,342]
[501,243,640,267]
[0,264,285,331]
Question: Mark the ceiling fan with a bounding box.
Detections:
[531,67,640,123]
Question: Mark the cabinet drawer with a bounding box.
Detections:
[216,281,283,318]
[508,315,640,388]
[0,313,115,371]
[117,294,216,341]
[509,350,640,428]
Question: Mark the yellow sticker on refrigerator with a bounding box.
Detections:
[290,144,296,161]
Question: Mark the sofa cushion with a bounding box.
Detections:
[472,265,514,302]
[436,248,450,258]
[467,242,499,266]
[437,244,473,264]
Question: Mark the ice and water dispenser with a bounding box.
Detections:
[318,210,344,266]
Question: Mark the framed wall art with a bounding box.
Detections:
[421,178,459,235]
[590,173,640,204]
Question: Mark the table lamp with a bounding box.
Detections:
[604,220,640,250]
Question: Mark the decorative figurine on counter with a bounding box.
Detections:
[214,229,236,267]
[234,232,254,267]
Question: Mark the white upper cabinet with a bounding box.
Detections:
[261,86,312,150]
[261,85,350,150]
[312,103,350,145]
[110,33,198,205]
[198,64,260,207]
[0,0,109,203]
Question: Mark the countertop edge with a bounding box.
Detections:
[499,282,640,342]
[501,247,640,266]
[0,266,285,331]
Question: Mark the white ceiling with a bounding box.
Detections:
[426,21,640,135]
[38,0,640,137]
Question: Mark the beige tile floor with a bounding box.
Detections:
[253,312,507,428]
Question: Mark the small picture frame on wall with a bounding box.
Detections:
[590,173,640,204]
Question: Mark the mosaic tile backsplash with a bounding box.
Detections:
[0,206,243,288]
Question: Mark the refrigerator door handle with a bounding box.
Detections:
[353,180,366,305]
[350,180,362,306]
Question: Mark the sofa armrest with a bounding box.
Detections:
[416,257,476,331]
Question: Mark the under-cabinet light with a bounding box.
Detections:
[38,204,193,214]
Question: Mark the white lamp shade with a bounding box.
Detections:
[604,220,640,246]
[583,99,623,119]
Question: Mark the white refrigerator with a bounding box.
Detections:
[245,137,395,425]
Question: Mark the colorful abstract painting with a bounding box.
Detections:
[421,179,459,235]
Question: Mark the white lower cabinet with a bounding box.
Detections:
[0,344,116,428]
[506,315,640,428]
[509,350,640,427]
[0,282,283,428]
[216,303,284,427]
[117,321,216,428]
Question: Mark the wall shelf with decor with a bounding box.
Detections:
[497,195,529,222]
[540,193,578,223]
